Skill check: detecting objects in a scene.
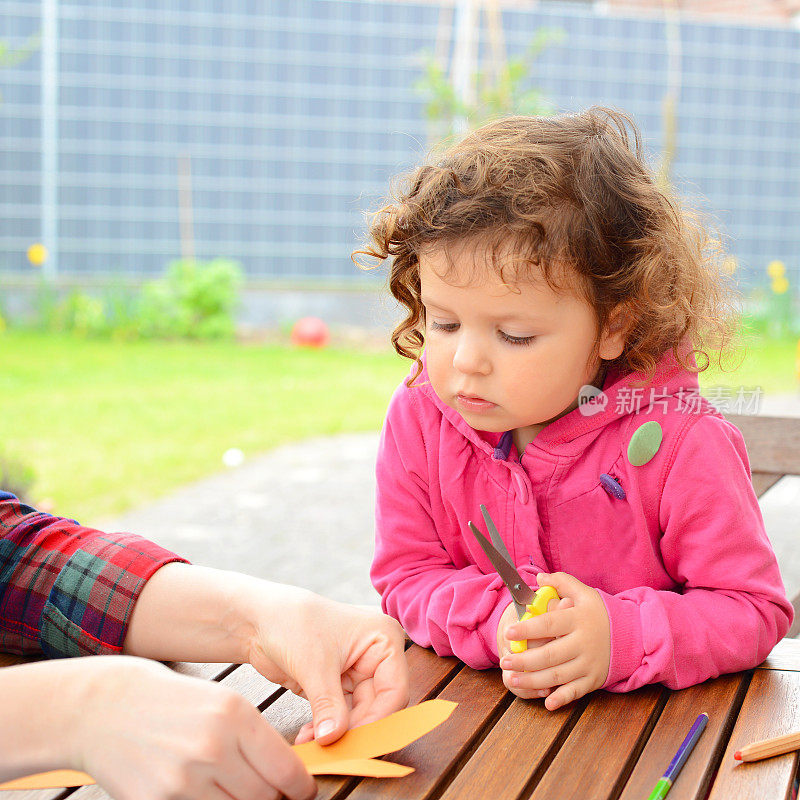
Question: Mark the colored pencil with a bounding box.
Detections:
[647,712,709,800]
[734,730,800,763]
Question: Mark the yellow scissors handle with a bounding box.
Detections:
[509,586,560,654]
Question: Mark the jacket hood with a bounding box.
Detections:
[412,339,699,459]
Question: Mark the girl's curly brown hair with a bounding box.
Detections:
[355,107,742,387]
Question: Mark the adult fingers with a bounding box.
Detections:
[293,664,349,744]
[215,751,281,800]
[296,687,355,744]
[294,719,315,745]
[211,776,271,800]
[238,713,316,800]
[349,649,410,728]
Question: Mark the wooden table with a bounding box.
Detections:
[4,638,800,800]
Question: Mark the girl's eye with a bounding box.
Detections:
[499,330,536,346]
[430,321,459,333]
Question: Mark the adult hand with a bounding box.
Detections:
[244,587,409,745]
[75,656,316,800]
[123,565,409,746]
[499,572,610,710]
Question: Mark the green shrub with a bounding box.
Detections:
[104,284,141,340]
[52,291,110,337]
[135,258,243,339]
[24,259,243,340]
[34,279,60,331]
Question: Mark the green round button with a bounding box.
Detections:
[627,421,663,466]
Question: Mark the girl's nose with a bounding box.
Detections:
[452,332,491,375]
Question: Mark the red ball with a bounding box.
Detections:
[291,316,330,348]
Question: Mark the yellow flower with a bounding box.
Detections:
[26,243,48,266]
[767,260,786,279]
[772,275,789,295]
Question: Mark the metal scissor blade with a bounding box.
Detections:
[467,521,534,617]
[480,504,514,567]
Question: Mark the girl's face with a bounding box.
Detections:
[419,242,627,451]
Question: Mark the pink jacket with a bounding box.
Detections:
[371,345,793,691]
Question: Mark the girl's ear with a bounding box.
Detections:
[598,304,629,360]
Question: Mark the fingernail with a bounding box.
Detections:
[500,658,511,669]
[507,628,518,639]
[316,720,335,738]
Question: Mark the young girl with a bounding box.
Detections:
[362,107,793,712]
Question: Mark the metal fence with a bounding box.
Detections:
[1,0,798,288]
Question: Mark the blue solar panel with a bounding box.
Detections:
[0,0,798,287]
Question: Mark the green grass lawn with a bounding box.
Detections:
[1,328,796,524]
[701,338,798,394]
[1,331,409,523]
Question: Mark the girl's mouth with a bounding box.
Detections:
[456,394,497,412]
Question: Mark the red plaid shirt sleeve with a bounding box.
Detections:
[0,491,189,658]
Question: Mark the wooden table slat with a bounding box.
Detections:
[58,784,102,799]
[0,788,72,800]
[527,686,666,800]
[341,665,510,800]
[759,638,800,672]
[6,638,800,800]
[707,669,800,800]
[437,696,583,800]
[752,472,784,499]
[725,415,800,475]
[170,661,238,682]
[618,673,748,800]
[218,663,283,707]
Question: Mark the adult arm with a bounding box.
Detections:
[0,655,315,800]
[0,491,186,657]
[123,563,410,744]
[0,492,408,744]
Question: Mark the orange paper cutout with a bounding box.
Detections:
[308,759,414,777]
[293,698,457,765]
[0,769,91,790]
[0,699,457,790]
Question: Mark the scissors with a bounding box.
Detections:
[467,503,560,654]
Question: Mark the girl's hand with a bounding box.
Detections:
[244,587,409,745]
[496,595,573,700]
[499,572,610,711]
[76,656,316,800]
